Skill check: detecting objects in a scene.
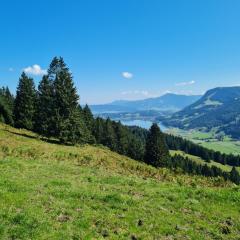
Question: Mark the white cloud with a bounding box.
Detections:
[23,64,47,76]
[121,90,149,96]
[175,80,195,86]
[8,67,14,72]
[122,71,133,79]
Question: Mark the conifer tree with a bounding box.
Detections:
[102,118,116,150]
[144,123,169,167]
[43,57,91,144]
[34,75,54,136]
[0,96,13,124]
[82,104,94,133]
[0,86,14,125]
[14,72,36,130]
[114,121,128,155]
[93,117,105,143]
[230,166,240,184]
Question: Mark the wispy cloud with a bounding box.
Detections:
[175,80,195,86]
[122,72,133,79]
[23,64,47,76]
[8,67,14,72]
[121,90,149,96]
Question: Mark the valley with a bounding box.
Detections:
[93,86,240,156]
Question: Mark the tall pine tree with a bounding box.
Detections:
[14,72,36,130]
[230,166,240,185]
[0,86,14,125]
[34,75,54,136]
[43,57,92,144]
[144,123,169,167]
[82,104,95,134]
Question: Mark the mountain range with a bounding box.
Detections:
[163,86,240,138]
[90,93,202,113]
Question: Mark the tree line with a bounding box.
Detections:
[169,154,240,185]
[128,126,240,167]
[165,134,240,167]
[0,56,239,184]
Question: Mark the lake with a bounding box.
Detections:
[121,119,168,131]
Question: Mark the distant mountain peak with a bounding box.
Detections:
[90,93,202,114]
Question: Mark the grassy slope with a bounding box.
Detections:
[0,124,240,239]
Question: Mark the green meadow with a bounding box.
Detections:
[167,128,240,155]
[0,123,240,239]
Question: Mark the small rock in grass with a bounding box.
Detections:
[138,219,143,226]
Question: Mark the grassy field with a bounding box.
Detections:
[0,124,240,239]
[167,128,240,155]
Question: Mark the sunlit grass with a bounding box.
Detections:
[0,123,240,239]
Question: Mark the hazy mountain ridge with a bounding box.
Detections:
[164,87,240,138]
[90,93,202,113]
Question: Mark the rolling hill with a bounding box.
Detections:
[90,93,201,113]
[164,87,240,138]
[0,123,239,239]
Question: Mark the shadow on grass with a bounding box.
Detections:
[4,129,62,145]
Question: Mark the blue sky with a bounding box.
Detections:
[1,0,240,104]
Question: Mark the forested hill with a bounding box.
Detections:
[163,87,240,138]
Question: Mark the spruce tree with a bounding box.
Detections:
[102,118,117,150]
[144,123,169,167]
[0,86,14,125]
[0,96,13,125]
[230,166,240,185]
[82,104,94,133]
[93,117,105,143]
[114,121,128,155]
[34,75,54,136]
[14,72,36,130]
[45,57,90,144]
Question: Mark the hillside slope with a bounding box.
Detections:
[90,93,201,113]
[164,87,240,138]
[0,124,239,239]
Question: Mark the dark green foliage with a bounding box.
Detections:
[169,154,240,184]
[230,167,240,185]
[0,87,14,125]
[14,72,36,130]
[144,123,169,167]
[0,97,13,125]
[102,118,117,150]
[93,117,105,143]
[165,134,240,166]
[92,117,145,161]
[82,104,95,134]
[34,75,54,136]
[36,57,93,144]
[169,154,224,178]
[57,108,93,144]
